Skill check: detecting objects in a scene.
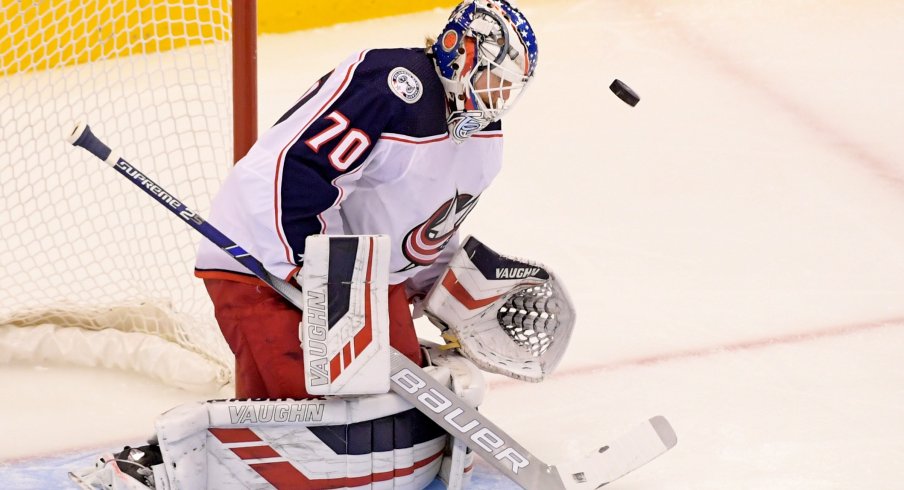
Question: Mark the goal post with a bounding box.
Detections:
[0,0,258,393]
[232,0,258,162]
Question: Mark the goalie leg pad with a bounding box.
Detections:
[153,393,447,489]
[72,352,480,490]
[68,444,163,490]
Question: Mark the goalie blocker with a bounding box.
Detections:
[300,234,391,395]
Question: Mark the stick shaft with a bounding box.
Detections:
[67,122,302,304]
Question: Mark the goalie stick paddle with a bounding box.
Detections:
[66,121,677,489]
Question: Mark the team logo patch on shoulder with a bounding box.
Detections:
[388,67,422,104]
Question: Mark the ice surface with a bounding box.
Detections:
[3,0,904,488]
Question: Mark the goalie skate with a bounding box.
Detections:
[68,445,162,490]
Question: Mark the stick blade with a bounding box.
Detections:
[554,416,677,489]
[650,415,678,449]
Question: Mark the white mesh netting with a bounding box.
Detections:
[0,1,237,392]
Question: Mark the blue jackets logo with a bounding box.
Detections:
[397,191,479,271]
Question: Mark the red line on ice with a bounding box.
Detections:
[490,316,904,390]
[636,1,904,192]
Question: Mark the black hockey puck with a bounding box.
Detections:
[609,79,640,107]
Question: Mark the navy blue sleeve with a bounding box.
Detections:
[274,49,436,265]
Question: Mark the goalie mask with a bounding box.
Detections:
[432,0,539,143]
[422,236,575,382]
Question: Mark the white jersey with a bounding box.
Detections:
[195,48,503,293]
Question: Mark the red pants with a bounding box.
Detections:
[204,278,422,399]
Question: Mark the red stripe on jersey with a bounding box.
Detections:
[316,213,329,235]
[273,50,369,264]
[284,265,302,282]
[442,270,504,310]
[209,428,261,444]
[380,132,500,143]
[195,269,267,287]
[379,133,449,144]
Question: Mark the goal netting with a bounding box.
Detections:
[0,0,250,393]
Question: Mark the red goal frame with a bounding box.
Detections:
[233,1,258,163]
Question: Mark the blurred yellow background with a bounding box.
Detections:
[1,0,456,76]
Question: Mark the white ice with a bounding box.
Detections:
[3,0,904,488]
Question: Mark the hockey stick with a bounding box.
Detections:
[66,121,676,489]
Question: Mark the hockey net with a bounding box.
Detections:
[0,1,254,393]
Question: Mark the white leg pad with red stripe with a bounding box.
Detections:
[153,381,454,489]
[300,234,391,395]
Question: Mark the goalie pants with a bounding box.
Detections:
[204,278,423,399]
